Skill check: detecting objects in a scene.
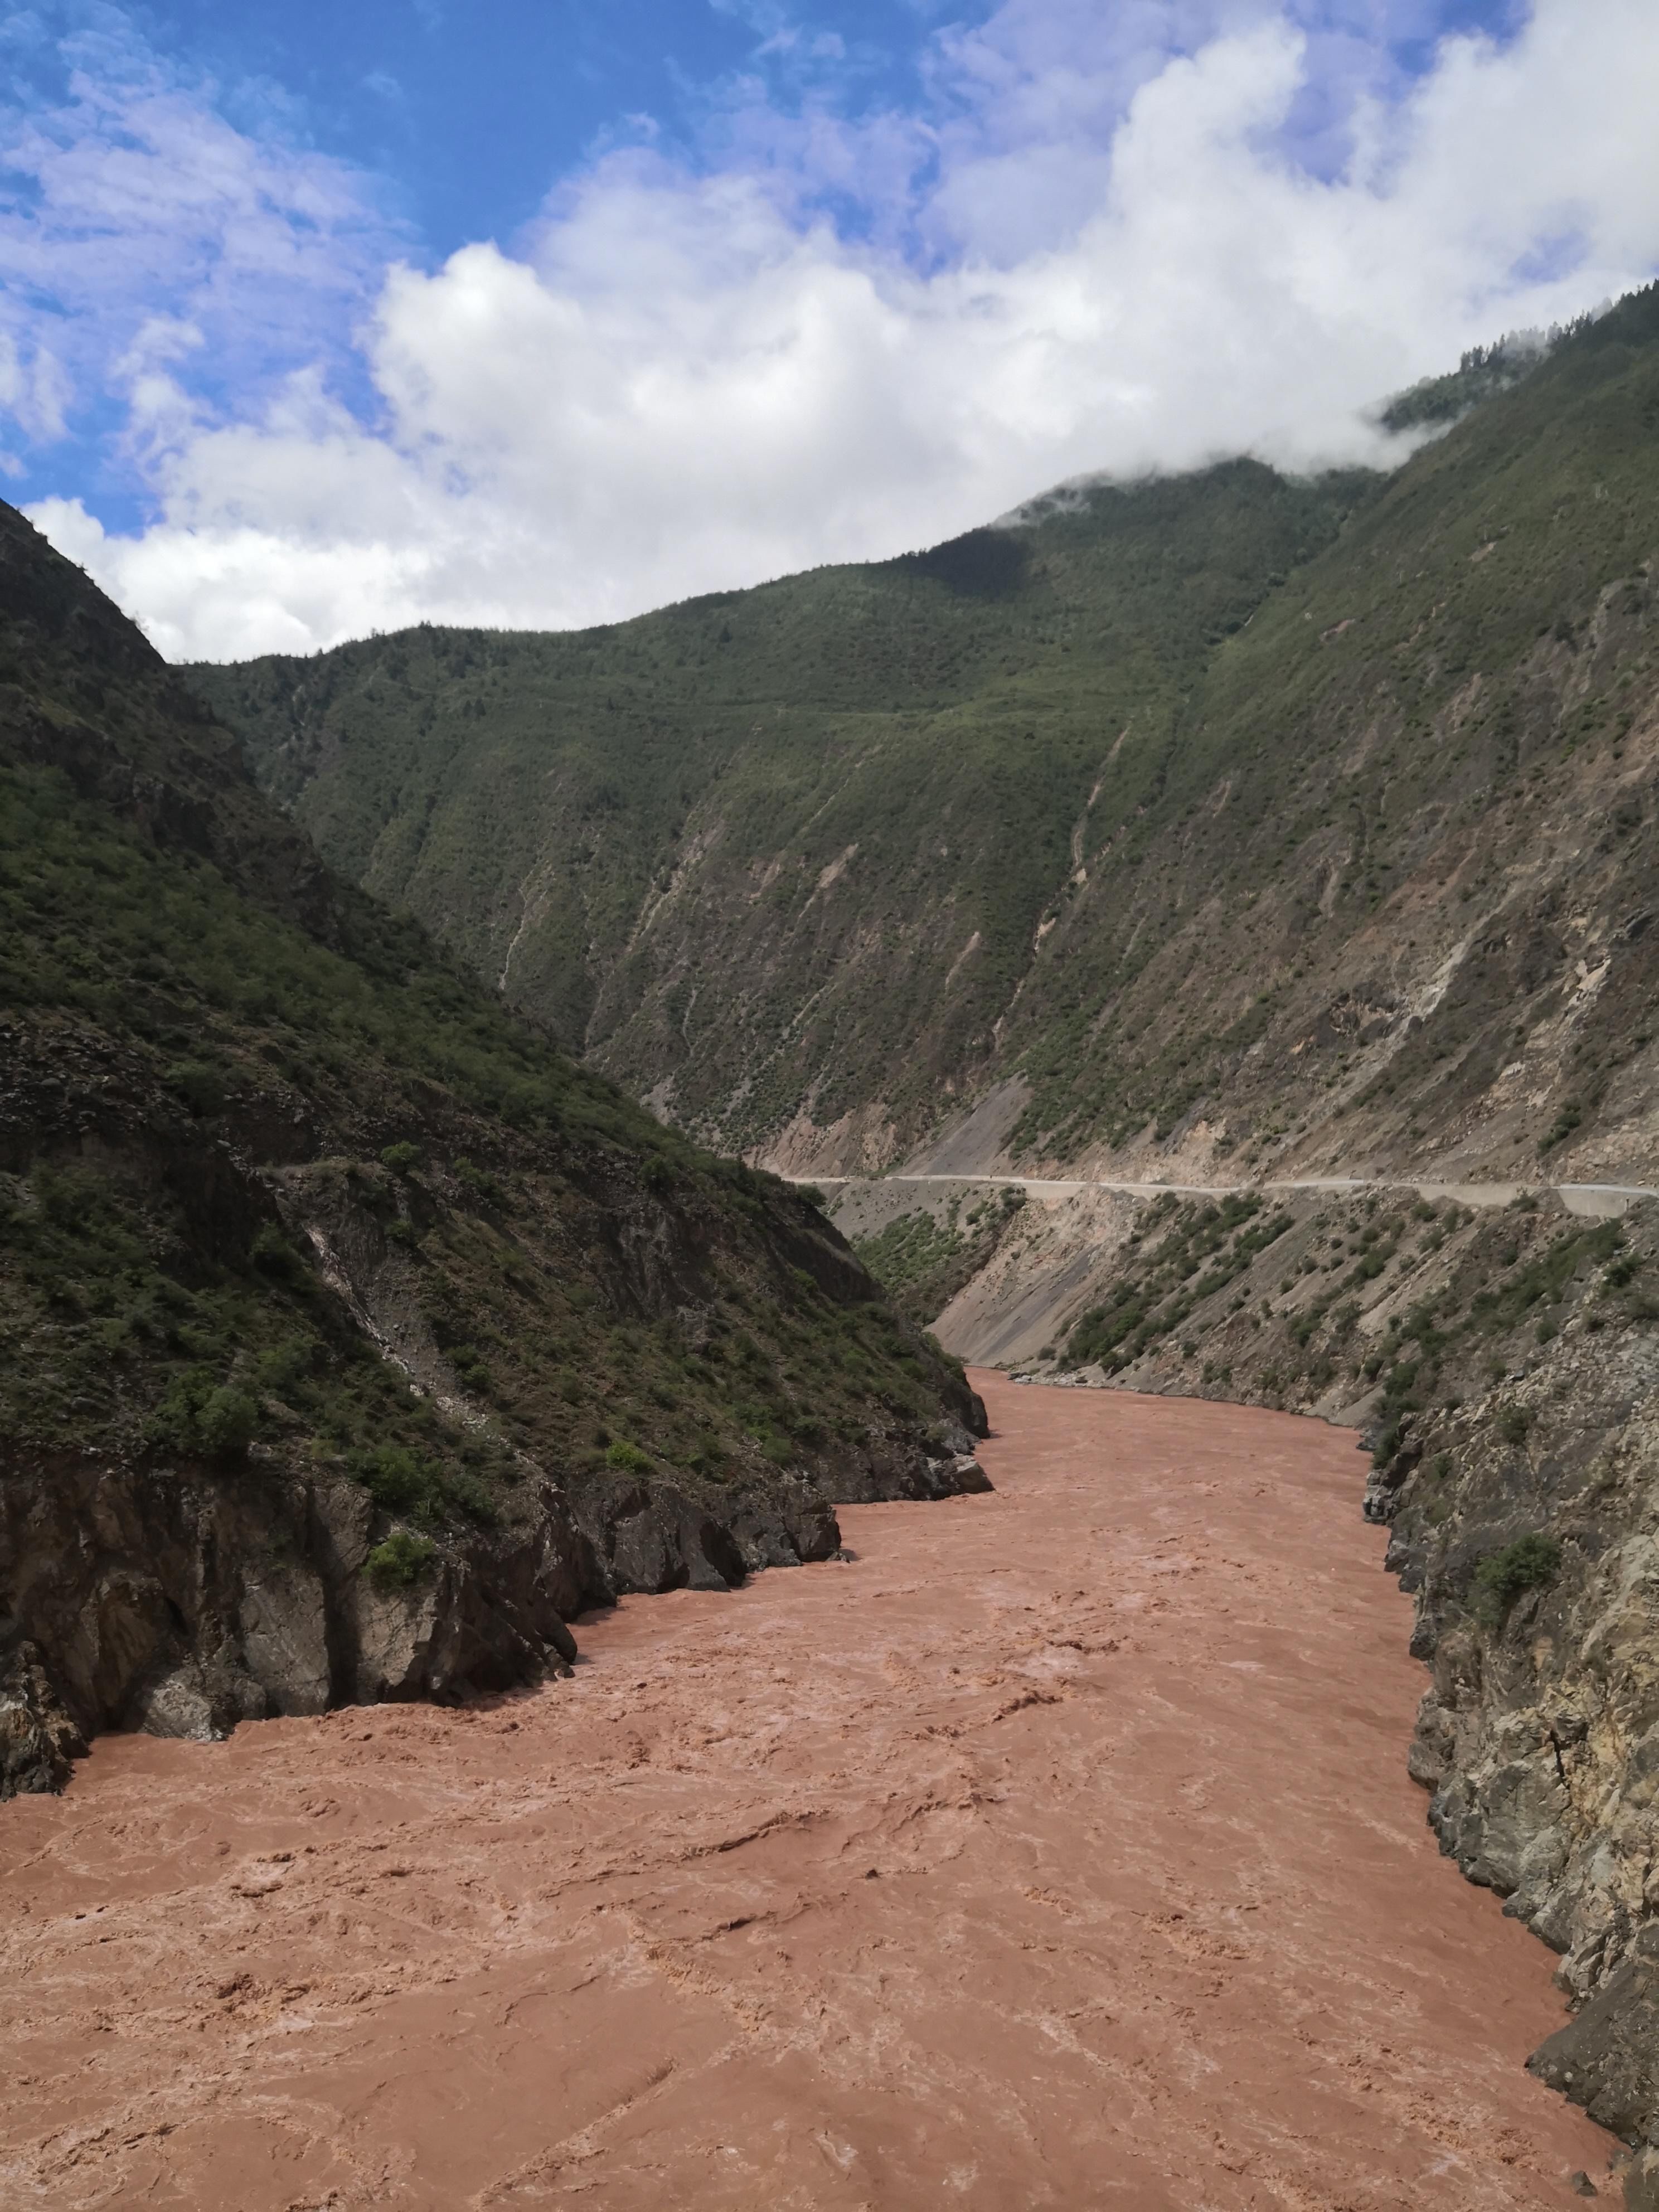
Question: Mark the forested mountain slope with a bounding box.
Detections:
[0,501,981,1794]
[193,464,1373,1166]
[195,289,1659,1190]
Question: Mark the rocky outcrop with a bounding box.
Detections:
[0,1445,588,1753]
[0,1394,990,1791]
[1375,1298,1659,2160]
[0,1642,86,1795]
[0,1088,989,1797]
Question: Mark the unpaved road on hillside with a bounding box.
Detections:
[0,1379,1613,2209]
[819,1172,1658,1218]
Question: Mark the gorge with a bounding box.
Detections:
[4,287,1659,2200]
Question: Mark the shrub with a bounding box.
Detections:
[380,1141,421,1176]
[443,1467,499,1525]
[250,1222,309,1286]
[197,1386,259,1459]
[145,1369,259,1462]
[253,1338,311,1395]
[1495,1404,1533,1446]
[1472,1533,1561,1626]
[366,1530,437,1588]
[164,1060,227,1117]
[1537,1100,1583,1154]
[453,1155,507,1206]
[352,1442,442,1515]
[605,1438,653,1474]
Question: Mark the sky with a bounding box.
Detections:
[2,0,1657,660]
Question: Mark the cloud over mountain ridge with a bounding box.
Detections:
[6,0,1659,657]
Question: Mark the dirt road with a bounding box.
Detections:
[0,1378,1614,2208]
[822,1171,1659,1219]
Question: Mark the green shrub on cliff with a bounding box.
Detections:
[1473,1532,1561,1626]
[365,1530,437,1588]
[145,1371,260,1463]
[163,1061,227,1118]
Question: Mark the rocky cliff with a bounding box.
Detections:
[1371,1216,1659,2172]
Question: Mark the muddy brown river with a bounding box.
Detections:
[0,1376,1614,2208]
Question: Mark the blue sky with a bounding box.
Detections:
[142,1,929,255]
[99,1,1522,253]
[2,0,1653,656]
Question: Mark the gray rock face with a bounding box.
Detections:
[0,1405,989,1797]
[1377,1314,1659,2146]
[0,1447,594,1792]
[1531,1928,1659,2142]
[0,1642,85,1793]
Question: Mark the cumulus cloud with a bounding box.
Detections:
[13,0,1659,658]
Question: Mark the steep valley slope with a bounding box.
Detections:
[193,287,1659,1192]
[0,499,984,1801]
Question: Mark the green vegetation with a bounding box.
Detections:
[1472,1532,1561,1626]
[1355,1210,1645,1444]
[1046,1169,1653,1500]
[1377,333,1551,431]
[0,756,674,1156]
[365,1530,438,1588]
[852,1186,1026,1323]
[0,493,969,1565]
[195,461,1374,1157]
[1064,1195,1293,1372]
[145,1370,260,1462]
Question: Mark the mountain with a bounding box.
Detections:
[190,462,1374,1169]
[193,285,1659,1194]
[0,499,984,1797]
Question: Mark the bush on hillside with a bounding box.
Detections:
[365,1530,437,1588]
[1473,1532,1561,1626]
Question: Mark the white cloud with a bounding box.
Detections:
[0,12,401,456]
[0,326,71,444]
[16,0,1659,658]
